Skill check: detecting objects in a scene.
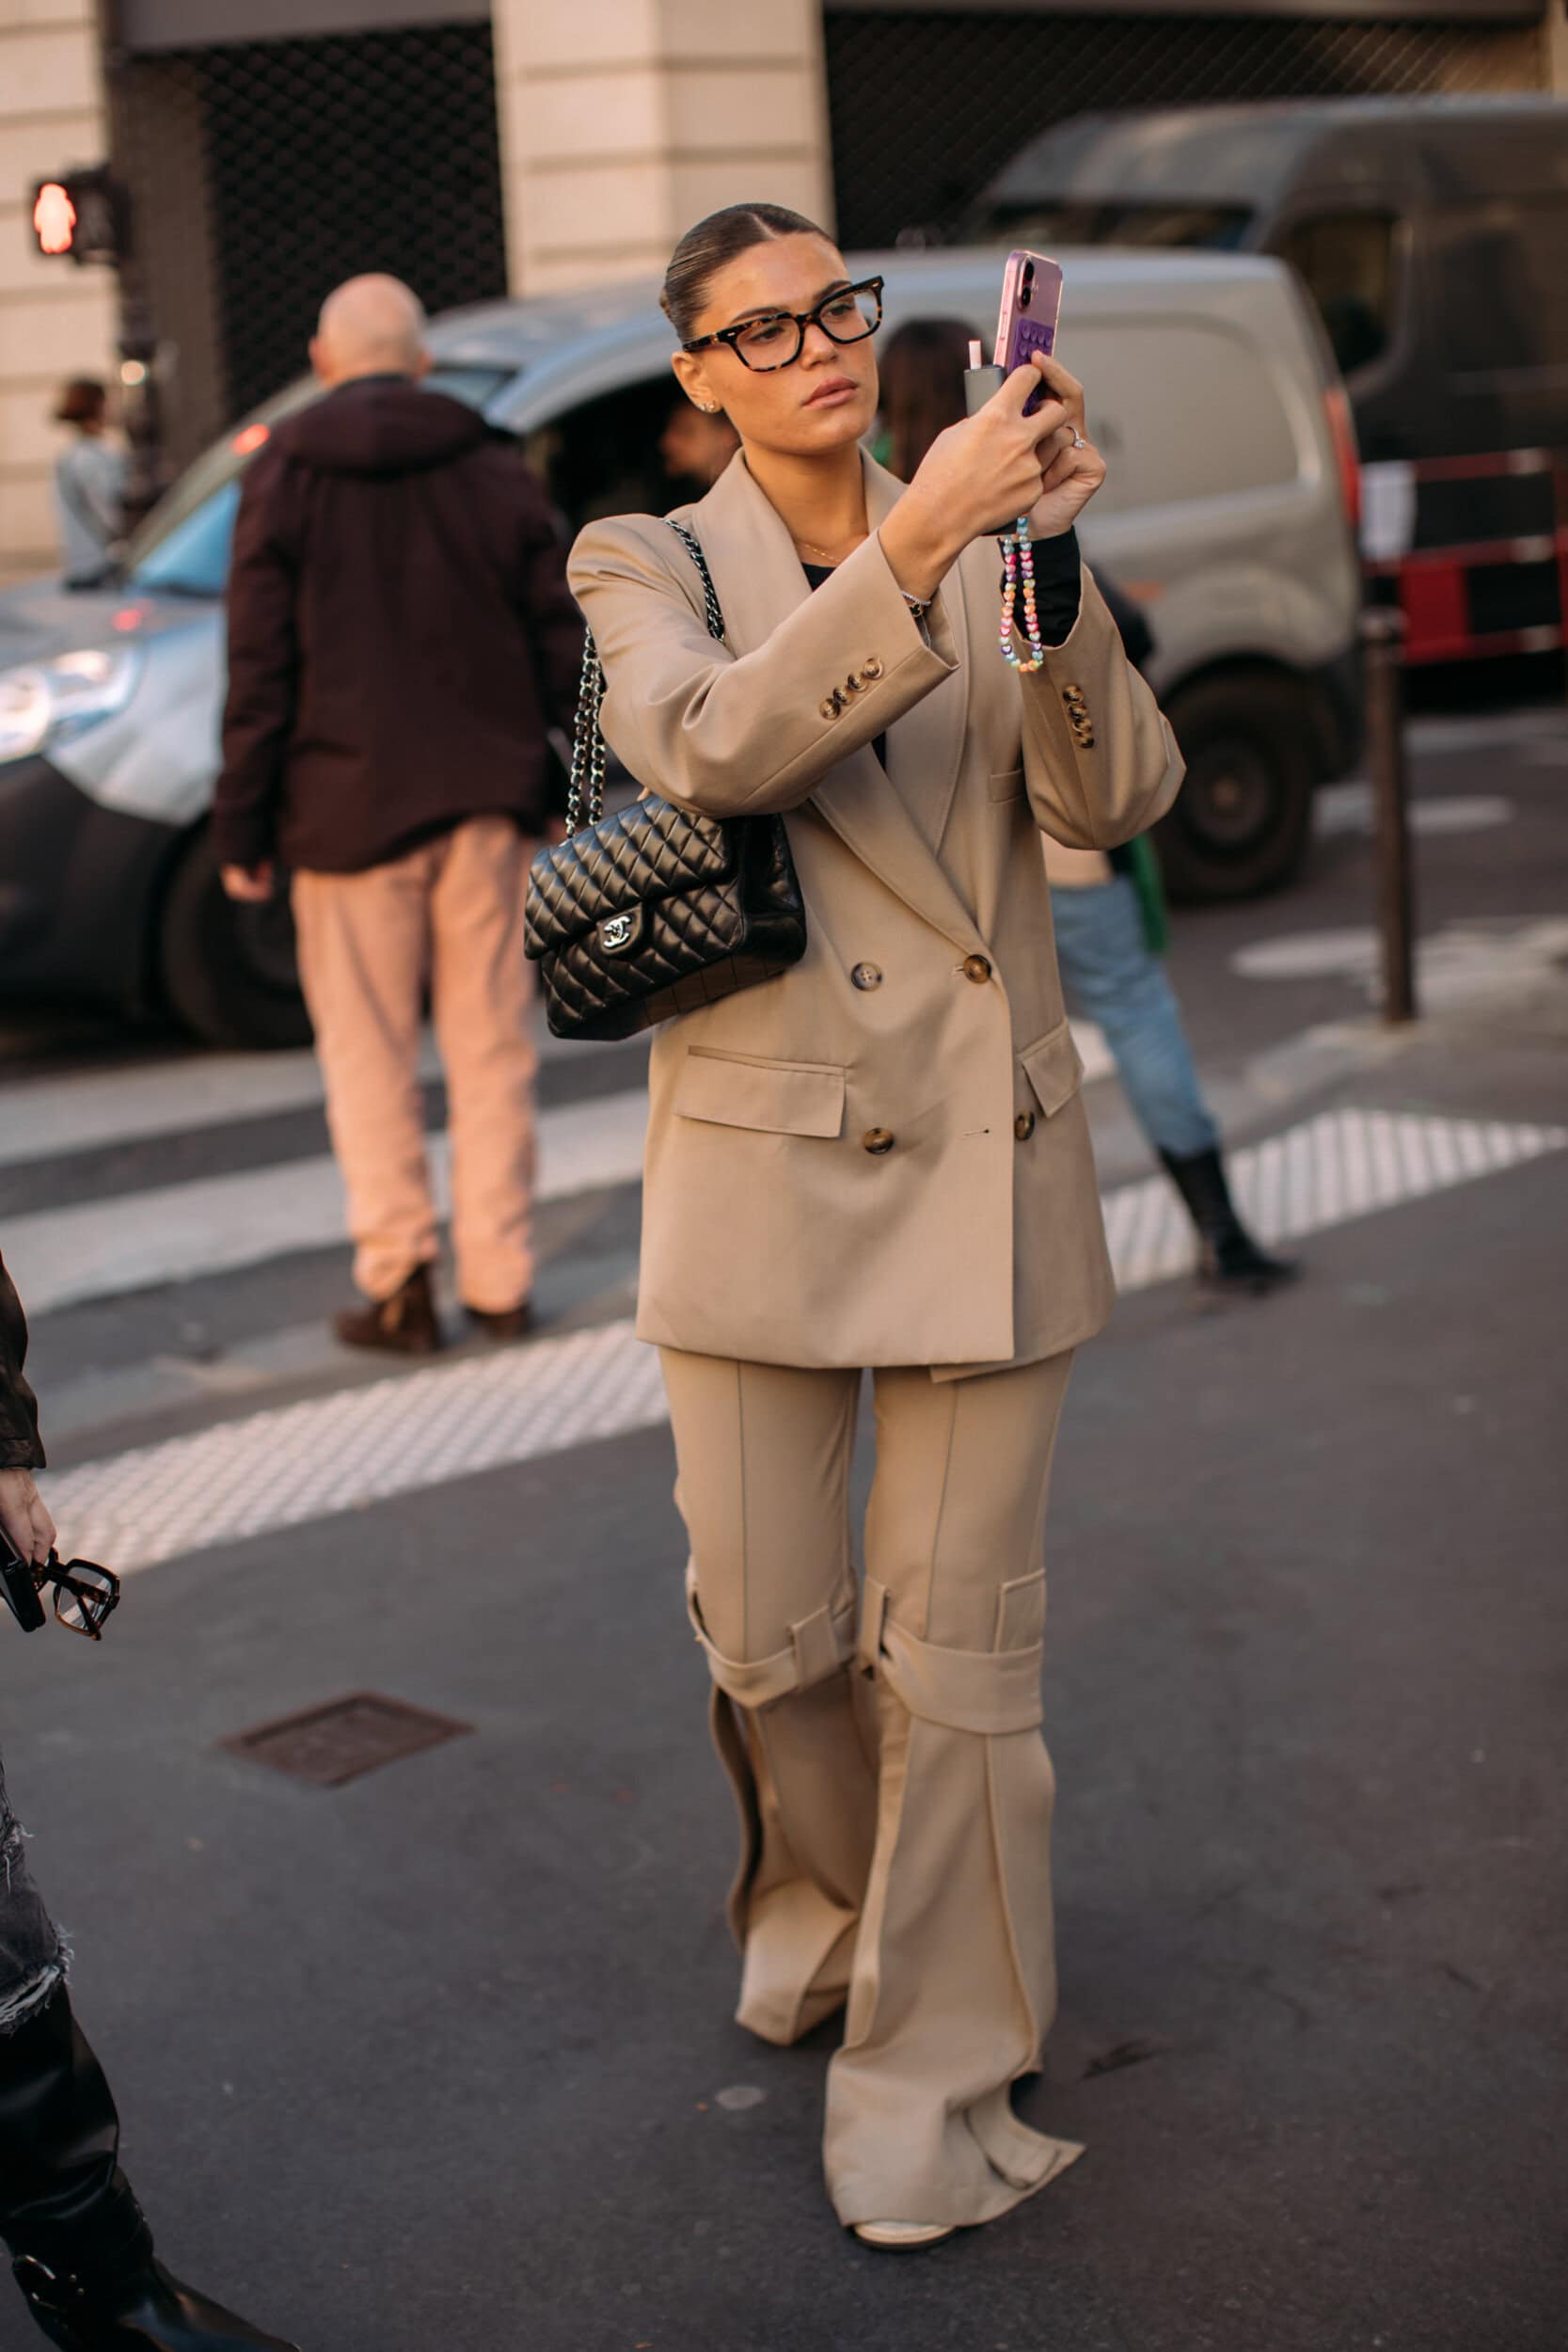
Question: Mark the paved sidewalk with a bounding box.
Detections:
[8,1012,1565,2352]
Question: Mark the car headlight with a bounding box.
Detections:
[0,648,142,766]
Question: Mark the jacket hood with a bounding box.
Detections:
[272,377,492,477]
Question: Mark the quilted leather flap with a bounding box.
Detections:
[526,795,738,960]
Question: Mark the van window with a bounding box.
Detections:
[981,200,1253,252]
[1274,214,1399,377]
[1438,198,1568,376]
[1067,320,1298,516]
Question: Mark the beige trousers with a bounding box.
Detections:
[291,816,539,1311]
[659,1344,1083,2230]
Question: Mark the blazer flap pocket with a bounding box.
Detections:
[1021,1018,1085,1120]
[675,1049,846,1138]
[987,767,1025,803]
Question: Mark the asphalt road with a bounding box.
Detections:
[1,702,1564,2352]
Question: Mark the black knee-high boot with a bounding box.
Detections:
[0,1984,298,2351]
[1159,1146,1299,1295]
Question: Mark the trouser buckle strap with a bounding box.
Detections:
[686,1565,856,1708]
[861,1581,1046,1735]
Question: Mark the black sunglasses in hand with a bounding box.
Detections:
[0,1532,120,1640]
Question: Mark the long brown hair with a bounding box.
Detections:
[659,203,828,344]
[877,317,973,483]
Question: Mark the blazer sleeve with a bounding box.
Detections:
[567,516,958,819]
[1019,561,1184,851]
[0,1251,44,1472]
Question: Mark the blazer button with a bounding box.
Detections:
[851,961,883,991]
[1015,1110,1037,1141]
[1063,684,1086,705]
[862,1127,895,1155]
[861,656,884,681]
[819,695,838,720]
[961,954,992,984]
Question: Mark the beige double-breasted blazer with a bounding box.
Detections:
[568,450,1183,1379]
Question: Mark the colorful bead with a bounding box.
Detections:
[998,516,1047,674]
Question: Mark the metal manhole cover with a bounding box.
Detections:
[224,1692,472,1786]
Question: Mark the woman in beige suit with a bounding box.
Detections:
[568,204,1183,2249]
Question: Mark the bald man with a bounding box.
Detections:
[214,276,583,1354]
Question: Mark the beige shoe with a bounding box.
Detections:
[852,2220,956,2251]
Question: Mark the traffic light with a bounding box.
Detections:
[29,167,130,266]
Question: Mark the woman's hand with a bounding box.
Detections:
[0,1468,55,1565]
[880,353,1103,598]
[1022,356,1105,541]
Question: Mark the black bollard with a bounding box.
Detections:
[1360,606,1418,1025]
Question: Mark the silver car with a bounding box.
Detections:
[0,247,1361,1049]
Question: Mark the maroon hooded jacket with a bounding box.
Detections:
[214,375,583,874]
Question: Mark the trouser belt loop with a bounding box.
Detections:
[858,1578,889,1675]
[790,1597,854,1688]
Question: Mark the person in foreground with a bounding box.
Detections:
[0,1251,298,2350]
[568,205,1183,2248]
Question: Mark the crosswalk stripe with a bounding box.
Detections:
[3,1023,1115,1172]
[39,1106,1565,1576]
[8,1086,651,1316]
[0,1025,635,1169]
[8,1025,1115,1317]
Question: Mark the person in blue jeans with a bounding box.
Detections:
[878,315,1294,1296]
[1045,826,1292,1294]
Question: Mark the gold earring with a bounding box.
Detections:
[700,403,720,414]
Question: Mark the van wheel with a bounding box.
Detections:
[1155,675,1314,903]
[158,828,311,1050]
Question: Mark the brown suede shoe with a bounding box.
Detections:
[464,1299,535,1343]
[333,1264,442,1355]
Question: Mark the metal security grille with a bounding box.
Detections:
[823,11,1548,247]
[117,23,507,465]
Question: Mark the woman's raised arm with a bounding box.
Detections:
[1018,565,1185,850]
[568,516,956,820]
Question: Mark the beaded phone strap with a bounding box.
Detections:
[998,520,1046,673]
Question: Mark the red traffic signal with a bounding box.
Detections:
[33,181,76,255]
[28,167,128,265]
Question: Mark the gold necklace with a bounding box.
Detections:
[795,532,863,564]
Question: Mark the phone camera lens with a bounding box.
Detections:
[1020,283,1031,308]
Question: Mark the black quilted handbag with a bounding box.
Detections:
[524,519,807,1042]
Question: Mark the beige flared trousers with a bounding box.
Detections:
[659,1344,1083,2231]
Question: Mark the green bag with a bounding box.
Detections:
[1126,831,1169,959]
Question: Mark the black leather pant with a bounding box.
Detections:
[0,1755,66,2036]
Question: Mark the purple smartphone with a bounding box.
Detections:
[993,248,1064,415]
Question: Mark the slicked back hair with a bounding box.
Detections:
[660,202,832,344]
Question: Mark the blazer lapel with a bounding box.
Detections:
[871,459,972,860]
[689,453,986,958]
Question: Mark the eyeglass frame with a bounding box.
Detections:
[8,1548,120,1639]
[681,277,885,373]
[45,1554,119,1639]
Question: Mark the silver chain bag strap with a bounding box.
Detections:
[523,519,808,1041]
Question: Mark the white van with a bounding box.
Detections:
[0,247,1361,1048]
